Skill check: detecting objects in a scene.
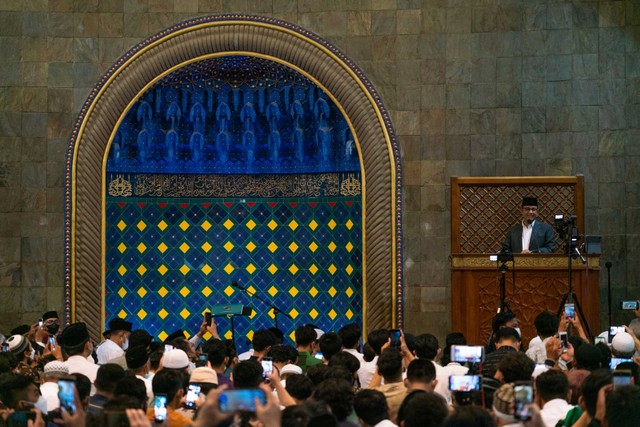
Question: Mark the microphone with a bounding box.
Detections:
[605,261,612,269]
[231,281,245,291]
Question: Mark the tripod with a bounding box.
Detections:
[555,216,593,341]
[497,260,512,314]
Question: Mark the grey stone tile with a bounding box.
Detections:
[445,108,469,135]
[496,83,520,107]
[470,157,496,176]
[22,63,47,87]
[599,28,625,53]
[521,158,546,175]
[471,58,496,83]
[21,112,47,138]
[422,7,446,33]
[598,157,625,183]
[572,2,598,28]
[599,1,625,27]
[0,63,21,86]
[22,285,47,310]
[21,161,46,188]
[546,132,573,159]
[545,29,573,55]
[522,82,545,107]
[546,157,572,176]
[421,59,446,84]
[0,112,22,137]
[572,54,598,79]
[421,108,446,135]
[420,34,445,59]
[599,130,626,157]
[573,28,598,54]
[347,10,372,36]
[524,5,546,31]
[521,133,546,160]
[496,159,522,175]
[469,134,496,159]
[397,9,421,34]
[420,160,446,185]
[446,33,471,59]
[395,35,420,59]
[496,31,523,57]
[370,36,396,60]
[445,59,470,83]
[0,11,22,36]
[496,4,523,32]
[599,53,625,80]
[421,184,447,213]
[444,159,471,180]
[371,10,396,35]
[22,12,48,37]
[522,56,545,82]
[48,63,73,88]
[422,84,446,108]
[397,85,422,110]
[21,138,46,162]
[522,107,545,133]
[495,108,521,134]
[394,110,420,136]
[470,83,496,108]
[546,55,572,81]
[123,13,149,37]
[496,134,522,159]
[444,134,470,160]
[421,134,446,160]
[446,84,469,108]
[0,87,22,112]
[446,6,470,33]
[545,107,571,132]
[546,2,572,29]
[571,106,598,132]
[626,53,640,79]
[572,80,599,105]
[470,109,495,134]
[471,32,499,58]
[496,57,521,82]
[599,105,626,130]
[471,6,496,33]
[545,81,571,106]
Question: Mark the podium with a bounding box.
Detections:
[450,254,600,346]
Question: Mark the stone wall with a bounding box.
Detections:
[0,0,638,339]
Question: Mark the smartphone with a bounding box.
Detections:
[2,342,8,352]
[620,301,639,310]
[205,311,212,326]
[49,336,56,350]
[185,384,201,409]
[219,389,266,412]
[559,332,568,349]
[609,326,625,343]
[564,303,575,320]
[613,370,632,388]
[261,357,273,379]
[38,319,43,328]
[7,412,36,427]
[595,336,606,345]
[448,375,481,392]
[164,344,174,353]
[153,394,168,422]
[58,377,76,415]
[514,383,534,421]
[390,329,401,347]
[451,345,485,363]
[610,357,633,370]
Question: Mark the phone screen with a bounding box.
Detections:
[164,344,174,353]
[205,312,212,326]
[49,336,56,349]
[451,345,484,363]
[564,303,575,319]
[609,326,625,343]
[261,358,273,377]
[610,358,633,370]
[514,384,533,420]
[621,301,639,310]
[390,329,401,347]
[559,332,568,348]
[219,389,266,412]
[613,371,632,388]
[153,394,167,422]
[185,384,201,409]
[58,379,76,415]
[448,375,481,391]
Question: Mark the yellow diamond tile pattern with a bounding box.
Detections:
[158,331,168,341]
[106,199,362,351]
[246,263,256,274]
[224,263,235,275]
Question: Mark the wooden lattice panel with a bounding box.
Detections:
[452,177,584,254]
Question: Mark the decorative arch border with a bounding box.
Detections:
[64,14,403,340]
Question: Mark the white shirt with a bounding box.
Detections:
[374,420,398,427]
[526,336,551,364]
[65,355,99,395]
[96,339,124,364]
[343,348,366,366]
[522,220,534,251]
[136,374,154,405]
[358,356,378,388]
[439,362,469,404]
[433,361,452,404]
[540,399,574,427]
[40,381,60,412]
[238,349,254,361]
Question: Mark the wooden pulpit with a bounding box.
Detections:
[450,176,600,346]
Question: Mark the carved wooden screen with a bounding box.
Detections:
[451,176,585,254]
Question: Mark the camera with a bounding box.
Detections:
[490,250,513,263]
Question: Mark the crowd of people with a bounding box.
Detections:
[1,305,640,427]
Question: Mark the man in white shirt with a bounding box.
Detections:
[501,196,557,254]
[59,322,99,395]
[535,369,574,427]
[359,329,390,388]
[526,311,559,364]
[339,323,366,366]
[412,333,449,403]
[39,361,69,412]
[96,318,132,364]
[125,345,153,404]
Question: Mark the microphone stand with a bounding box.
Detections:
[232,282,293,330]
[606,262,612,329]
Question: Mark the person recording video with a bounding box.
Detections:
[501,196,557,254]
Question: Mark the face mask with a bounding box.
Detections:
[34,396,48,414]
[29,348,35,361]
[122,338,129,351]
[46,323,60,335]
[145,372,153,380]
[514,327,522,338]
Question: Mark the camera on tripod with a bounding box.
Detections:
[554,214,580,245]
[490,250,514,263]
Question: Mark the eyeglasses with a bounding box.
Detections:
[522,207,538,212]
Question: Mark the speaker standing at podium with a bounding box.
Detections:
[501,197,557,254]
